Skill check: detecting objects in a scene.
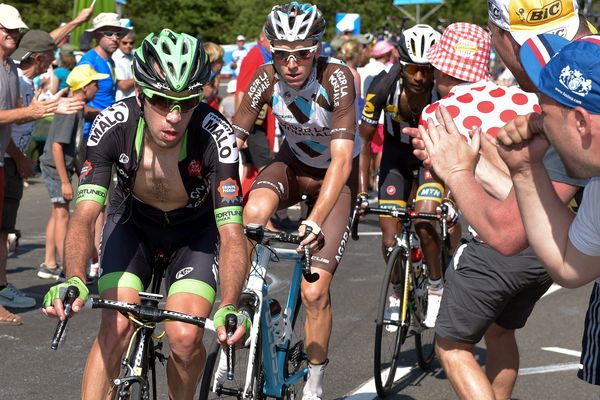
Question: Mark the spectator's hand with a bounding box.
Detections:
[14,154,33,180]
[420,106,480,183]
[56,90,85,115]
[496,113,549,174]
[28,89,60,119]
[477,129,510,175]
[62,181,74,201]
[404,126,433,169]
[74,6,94,25]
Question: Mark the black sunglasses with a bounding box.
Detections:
[145,93,201,114]
[98,30,126,39]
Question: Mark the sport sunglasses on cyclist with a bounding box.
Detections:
[402,62,433,75]
[143,91,202,114]
[271,44,318,62]
[97,30,126,39]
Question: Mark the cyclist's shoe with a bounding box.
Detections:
[0,283,36,308]
[384,295,400,333]
[424,287,443,328]
[37,263,63,280]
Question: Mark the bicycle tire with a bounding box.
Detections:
[413,266,435,370]
[198,294,264,399]
[281,288,307,400]
[374,245,409,397]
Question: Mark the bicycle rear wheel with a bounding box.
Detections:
[374,245,409,397]
[414,267,435,369]
[198,293,263,399]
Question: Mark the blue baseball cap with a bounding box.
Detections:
[520,34,600,114]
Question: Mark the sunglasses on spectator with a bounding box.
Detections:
[98,30,125,39]
[144,91,202,114]
[0,25,21,36]
[271,45,318,62]
[402,62,433,75]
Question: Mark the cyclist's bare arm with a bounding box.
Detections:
[216,222,250,345]
[305,137,354,228]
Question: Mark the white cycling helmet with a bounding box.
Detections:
[263,2,326,42]
[398,24,441,64]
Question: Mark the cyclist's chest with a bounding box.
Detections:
[132,146,210,210]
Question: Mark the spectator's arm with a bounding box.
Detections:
[117,79,135,91]
[83,105,101,120]
[50,6,94,44]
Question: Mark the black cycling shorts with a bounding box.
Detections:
[97,200,219,304]
[378,140,441,211]
[436,239,553,343]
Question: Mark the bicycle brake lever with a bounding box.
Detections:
[302,245,319,283]
[50,285,79,350]
[225,313,237,380]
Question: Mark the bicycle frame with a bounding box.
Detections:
[212,243,307,398]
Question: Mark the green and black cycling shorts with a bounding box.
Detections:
[97,201,219,304]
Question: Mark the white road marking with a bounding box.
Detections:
[541,347,582,358]
[354,231,382,236]
[518,363,581,375]
[345,366,414,399]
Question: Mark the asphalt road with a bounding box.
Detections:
[1,176,598,400]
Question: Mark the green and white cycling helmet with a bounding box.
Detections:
[133,29,210,100]
[263,2,326,42]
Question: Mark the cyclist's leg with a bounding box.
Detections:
[243,144,299,229]
[413,169,444,281]
[81,214,152,399]
[299,157,357,397]
[163,230,218,400]
[377,141,414,260]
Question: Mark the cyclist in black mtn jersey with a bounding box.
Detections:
[359,25,446,328]
[42,30,249,400]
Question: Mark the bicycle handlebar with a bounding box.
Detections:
[244,224,319,283]
[349,195,449,241]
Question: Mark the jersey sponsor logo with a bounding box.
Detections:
[187,159,202,177]
[190,179,209,207]
[362,93,376,119]
[217,178,240,203]
[76,185,107,204]
[115,165,129,179]
[80,160,93,178]
[248,71,270,110]
[278,120,331,137]
[87,102,129,147]
[175,266,194,280]
[119,153,130,164]
[424,170,433,180]
[335,228,350,264]
[202,113,238,164]
[329,67,349,107]
[386,185,396,196]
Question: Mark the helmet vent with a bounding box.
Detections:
[162,42,171,55]
[167,62,176,77]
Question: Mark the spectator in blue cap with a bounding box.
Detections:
[497,33,600,387]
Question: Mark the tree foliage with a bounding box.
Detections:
[9,0,494,46]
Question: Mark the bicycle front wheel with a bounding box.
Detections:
[198,294,263,399]
[374,245,409,397]
[414,269,435,369]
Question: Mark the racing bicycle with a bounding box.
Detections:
[50,251,225,400]
[350,196,452,397]
[199,224,317,399]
